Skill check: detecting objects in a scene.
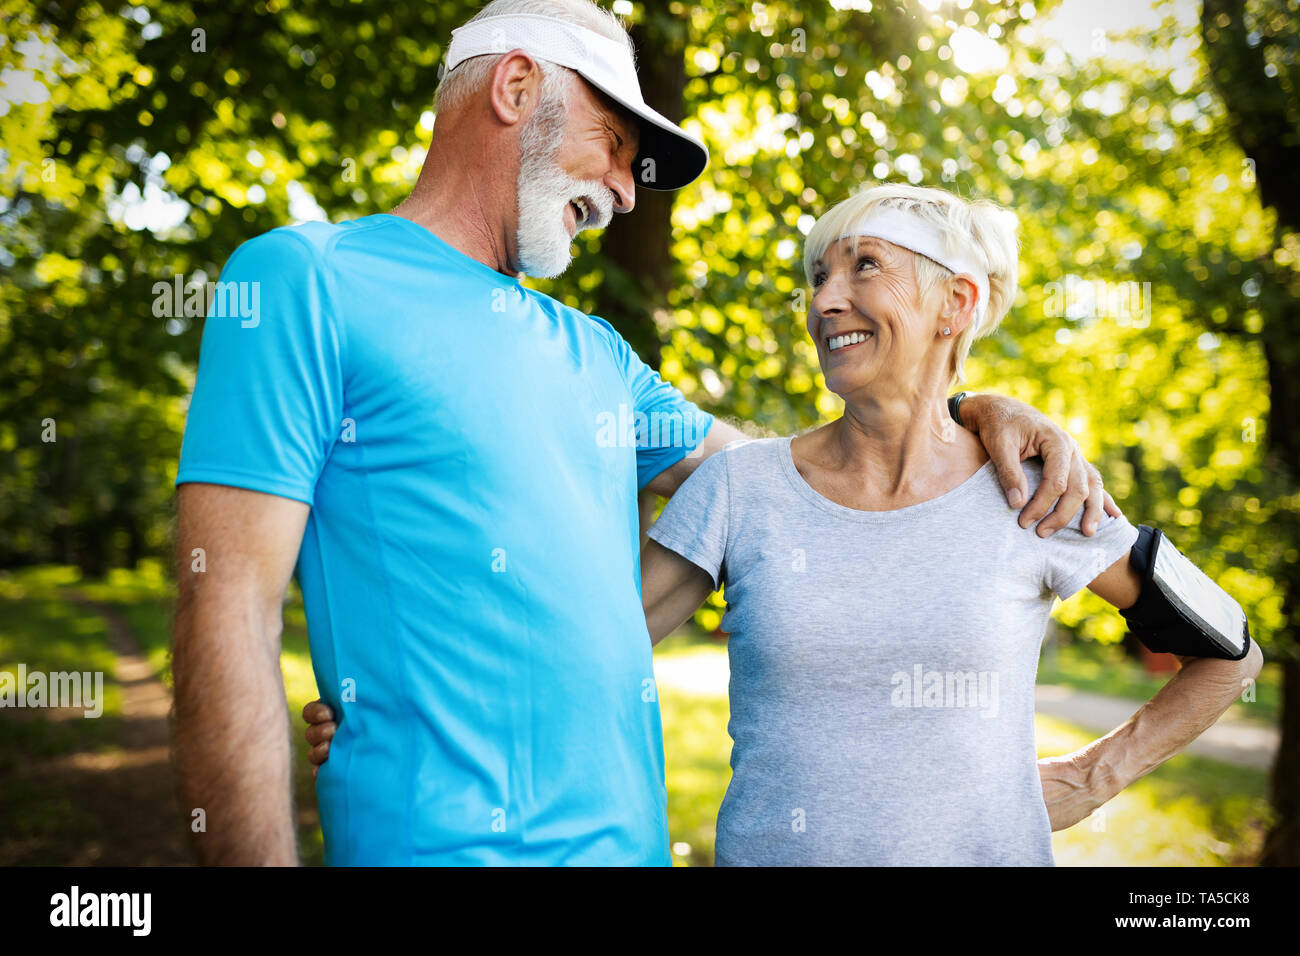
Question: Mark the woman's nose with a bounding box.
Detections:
[812,282,850,317]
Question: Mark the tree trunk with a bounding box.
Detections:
[589,10,689,368]
[1262,659,1300,864]
[1258,337,1300,865]
[1201,0,1300,867]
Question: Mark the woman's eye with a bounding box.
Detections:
[812,273,826,288]
[857,256,878,272]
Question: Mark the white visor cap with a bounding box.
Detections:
[445,14,710,191]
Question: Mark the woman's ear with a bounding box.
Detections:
[939,274,980,337]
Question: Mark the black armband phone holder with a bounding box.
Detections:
[1119,525,1250,661]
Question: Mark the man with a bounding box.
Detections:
[172,0,1113,866]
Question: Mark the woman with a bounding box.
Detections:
[306,183,1261,865]
[638,182,1259,866]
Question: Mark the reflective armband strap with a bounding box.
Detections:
[1119,525,1251,661]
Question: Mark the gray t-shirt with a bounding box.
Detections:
[647,436,1139,866]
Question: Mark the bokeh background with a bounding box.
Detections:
[1,0,1297,865]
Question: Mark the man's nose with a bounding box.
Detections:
[607,162,636,215]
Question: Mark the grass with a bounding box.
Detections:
[95,575,326,864]
[0,564,327,864]
[280,601,325,865]
[0,566,1277,867]
[0,576,124,769]
[0,571,127,859]
[1039,713,1271,866]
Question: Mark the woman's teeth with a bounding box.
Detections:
[828,331,872,351]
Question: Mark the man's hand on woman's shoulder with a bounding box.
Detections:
[958,392,1119,537]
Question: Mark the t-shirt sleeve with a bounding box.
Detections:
[1039,501,1141,601]
[645,445,732,589]
[595,318,715,490]
[175,228,343,506]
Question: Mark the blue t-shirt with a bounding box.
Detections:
[176,213,714,865]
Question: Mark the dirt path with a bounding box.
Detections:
[3,600,191,865]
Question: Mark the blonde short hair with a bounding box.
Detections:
[803,183,1020,389]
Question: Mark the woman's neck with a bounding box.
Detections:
[796,380,987,508]
[840,392,958,478]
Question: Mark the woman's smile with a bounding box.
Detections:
[824,329,875,355]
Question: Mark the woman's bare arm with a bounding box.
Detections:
[641,539,716,645]
[1037,550,1264,831]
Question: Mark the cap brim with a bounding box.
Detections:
[581,78,709,192]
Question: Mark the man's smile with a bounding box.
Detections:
[565,196,592,236]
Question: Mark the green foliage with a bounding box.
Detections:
[648,0,1291,649]
[0,0,1292,661]
[1037,635,1281,723]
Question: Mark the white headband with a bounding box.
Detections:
[839,208,990,322]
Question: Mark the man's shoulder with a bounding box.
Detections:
[272,219,349,254]
[223,220,345,278]
[549,303,625,352]
[529,299,651,379]
[226,217,400,275]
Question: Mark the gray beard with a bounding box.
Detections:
[514,90,612,278]
[515,151,583,279]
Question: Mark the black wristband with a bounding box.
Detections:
[947,391,969,427]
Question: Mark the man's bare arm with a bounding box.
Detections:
[1037,552,1265,831]
[956,392,1117,536]
[641,418,747,498]
[172,483,310,865]
[644,396,1113,538]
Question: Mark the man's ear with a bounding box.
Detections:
[940,275,980,336]
[487,50,543,127]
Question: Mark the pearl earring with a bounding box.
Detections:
[942,327,952,336]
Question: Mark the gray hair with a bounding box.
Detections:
[434,0,634,115]
[803,183,1021,389]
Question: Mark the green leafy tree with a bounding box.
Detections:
[1200,0,1300,866]
[1,0,1291,859]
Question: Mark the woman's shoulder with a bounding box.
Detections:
[679,436,789,495]
[1009,455,1110,537]
[720,434,787,455]
[1017,455,1047,489]
[715,435,791,472]
[987,455,1059,516]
